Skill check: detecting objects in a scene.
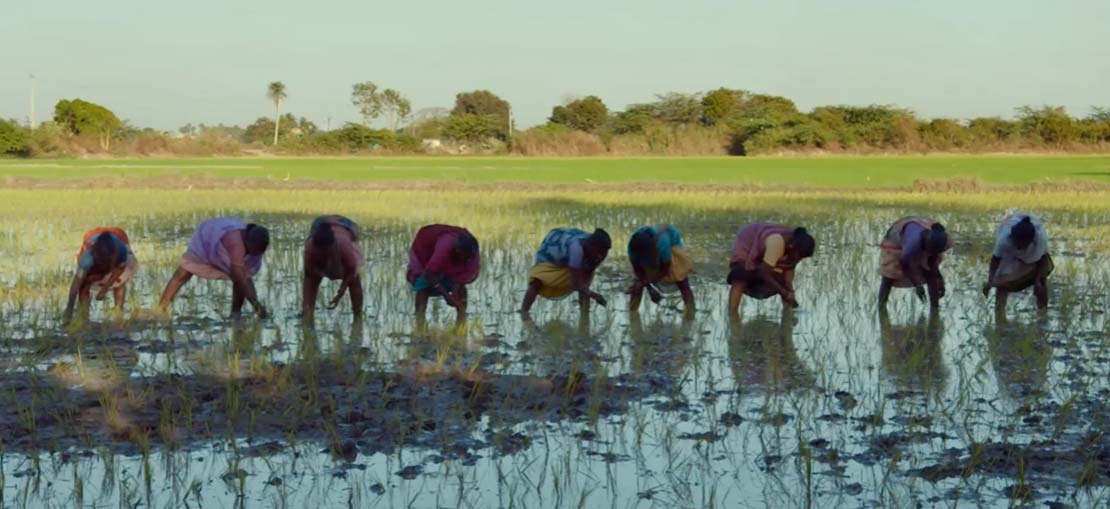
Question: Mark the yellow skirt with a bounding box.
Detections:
[640,246,694,284]
[528,263,587,299]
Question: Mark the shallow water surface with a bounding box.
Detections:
[1,195,1108,508]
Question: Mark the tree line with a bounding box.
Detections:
[2,82,1109,158]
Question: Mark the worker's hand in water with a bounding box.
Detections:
[981,282,992,297]
[914,285,927,302]
[255,304,270,320]
[327,292,344,310]
[95,287,110,301]
[647,286,663,304]
[591,292,608,307]
[783,290,799,309]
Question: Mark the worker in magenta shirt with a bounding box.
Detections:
[406,224,480,326]
[727,223,815,317]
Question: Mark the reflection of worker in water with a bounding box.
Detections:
[626,225,695,313]
[985,313,1051,401]
[628,311,694,381]
[879,217,951,311]
[520,313,600,376]
[727,309,812,390]
[878,309,947,394]
[983,213,1053,314]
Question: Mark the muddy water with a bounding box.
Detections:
[1,205,1108,508]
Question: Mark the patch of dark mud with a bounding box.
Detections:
[241,440,285,457]
[885,390,924,401]
[396,465,424,480]
[817,413,847,422]
[834,390,857,410]
[851,431,951,466]
[586,450,631,463]
[719,412,744,427]
[678,430,724,442]
[652,398,690,413]
[761,412,794,426]
[0,358,652,461]
[912,437,1110,487]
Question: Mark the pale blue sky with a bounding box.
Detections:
[2,0,1107,130]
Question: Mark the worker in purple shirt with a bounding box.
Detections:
[878,216,951,310]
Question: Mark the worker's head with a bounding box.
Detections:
[583,228,612,270]
[311,224,336,248]
[924,223,949,255]
[1010,216,1036,250]
[90,234,119,272]
[629,229,658,266]
[244,224,270,256]
[790,227,816,260]
[452,232,479,263]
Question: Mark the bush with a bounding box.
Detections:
[27,122,69,156]
[701,88,746,126]
[1077,120,1110,144]
[1016,106,1077,147]
[918,119,969,151]
[0,119,30,157]
[442,114,501,142]
[243,114,315,145]
[737,120,833,155]
[452,91,510,140]
[968,117,1016,146]
[53,98,121,150]
[550,96,608,133]
[512,124,607,156]
[276,124,421,154]
[609,104,657,135]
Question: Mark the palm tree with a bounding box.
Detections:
[267,81,287,145]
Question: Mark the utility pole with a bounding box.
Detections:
[506,104,513,147]
[29,74,37,129]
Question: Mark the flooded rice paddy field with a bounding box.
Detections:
[0,189,1108,508]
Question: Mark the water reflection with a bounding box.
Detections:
[879,309,947,395]
[518,313,601,376]
[727,309,813,391]
[985,313,1051,401]
[628,312,695,382]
